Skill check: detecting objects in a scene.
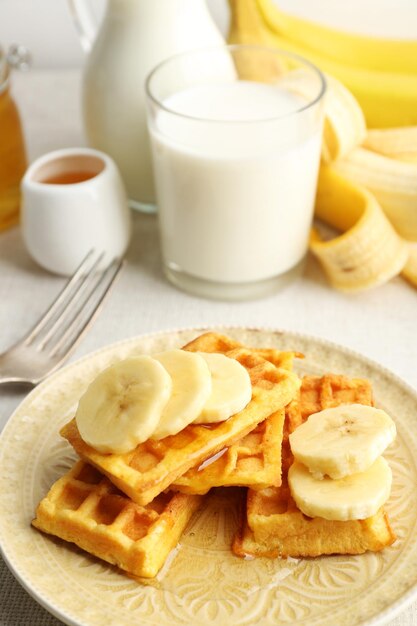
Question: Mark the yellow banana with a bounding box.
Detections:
[364,127,417,163]
[227,0,285,81]
[229,0,273,46]
[310,167,409,292]
[228,0,417,128]
[257,0,417,75]
[334,148,417,241]
[228,0,366,162]
[402,245,417,287]
[267,35,417,129]
[228,0,415,291]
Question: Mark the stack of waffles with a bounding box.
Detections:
[233,374,396,558]
[32,333,395,578]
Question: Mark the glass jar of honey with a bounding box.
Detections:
[0,46,28,232]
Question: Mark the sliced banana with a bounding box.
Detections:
[288,457,392,521]
[152,350,212,439]
[193,352,252,424]
[75,357,172,454]
[289,404,396,479]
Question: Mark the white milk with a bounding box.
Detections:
[149,81,322,284]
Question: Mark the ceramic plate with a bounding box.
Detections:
[1,327,417,626]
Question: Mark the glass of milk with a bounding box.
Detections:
[146,45,326,300]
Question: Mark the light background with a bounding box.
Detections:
[1,3,417,625]
[1,0,417,69]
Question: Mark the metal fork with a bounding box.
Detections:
[0,251,124,385]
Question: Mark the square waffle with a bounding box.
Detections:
[183,332,303,371]
[32,461,203,578]
[60,333,301,506]
[233,374,396,558]
[171,408,285,494]
[171,333,301,495]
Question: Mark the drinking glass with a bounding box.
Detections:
[146,45,326,300]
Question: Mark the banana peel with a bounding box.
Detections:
[364,127,417,163]
[334,148,417,241]
[322,75,366,163]
[310,168,409,292]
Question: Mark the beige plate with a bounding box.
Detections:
[0,327,417,626]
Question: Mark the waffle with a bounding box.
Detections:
[233,374,396,558]
[183,332,303,371]
[172,409,285,494]
[171,333,300,495]
[32,461,203,578]
[61,333,301,506]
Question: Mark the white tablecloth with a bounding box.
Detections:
[0,70,416,626]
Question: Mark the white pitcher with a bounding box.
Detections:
[69,0,224,212]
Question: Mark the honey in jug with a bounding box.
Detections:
[40,170,98,185]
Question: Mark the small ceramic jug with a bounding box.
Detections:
[22,148,131,275]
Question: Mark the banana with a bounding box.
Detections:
[228,0,285,82]
[75,357,172,454]
[193,352,252,424]
[229,0,271,47]
[273,40,417,129]
[228,0,417,128]
[228,0,365,163]
[363,127,417,163]
[229,0,417,289]
[152,350,212,440]
[310,167,409,292]
[334,148,417,241]
[289,404,396,479]
[288,457,392,521]
[257,0,417,75]
[321,75,366,163]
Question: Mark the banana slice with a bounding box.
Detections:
[289,404,396,479]
[193,352,252,424]
[75,357,172,454]
[288,457,392,521]
[152,350,212,439]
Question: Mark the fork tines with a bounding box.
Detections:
[25,251,124,359]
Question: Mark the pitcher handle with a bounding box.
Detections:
[68,0,97,52]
